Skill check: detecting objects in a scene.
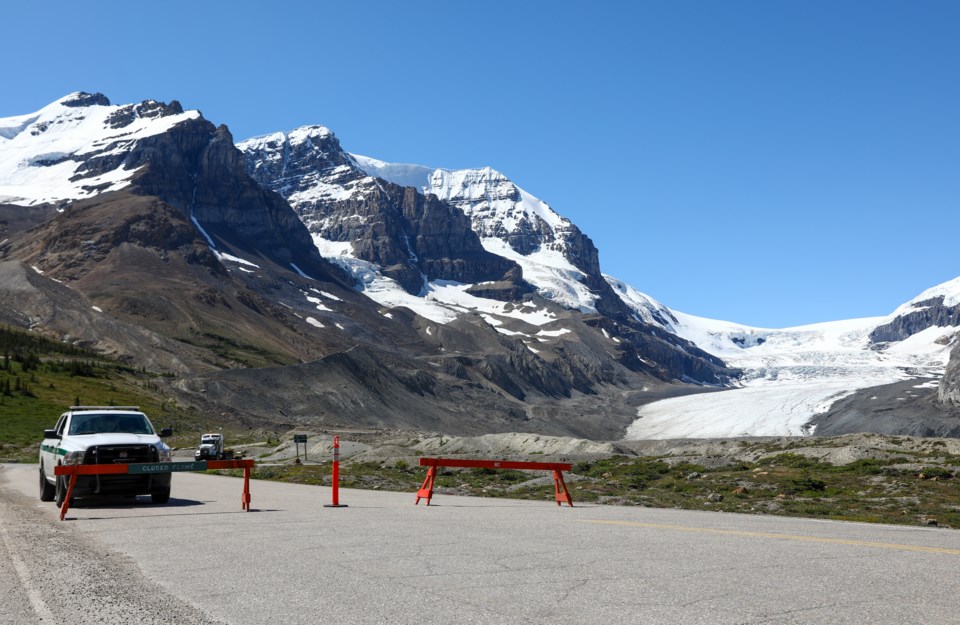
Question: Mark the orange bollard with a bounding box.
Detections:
[324,435,347,508]
[242,465,252,511]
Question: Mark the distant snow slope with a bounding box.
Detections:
[620,303,957,439]
[349,154,434,190]
[0,92,199,206]
[312,237,559,329]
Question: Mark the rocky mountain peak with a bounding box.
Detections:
[60,92,111,108]
[239,129,524,296]
[0,93,202,207]
[106,99,186,129]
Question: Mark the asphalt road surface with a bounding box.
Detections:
[3,463,960,624]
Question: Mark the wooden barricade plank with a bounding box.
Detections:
[54,459,255,520]
[415,457,574,507]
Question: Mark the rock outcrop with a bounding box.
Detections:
[940,343,960,406]
[870,297,960,343]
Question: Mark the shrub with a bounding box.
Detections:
[759,452,822,469]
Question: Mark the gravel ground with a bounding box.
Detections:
[0,465,227,625]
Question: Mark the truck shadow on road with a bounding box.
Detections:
[65,495,205,509]
[61,496,283,518]
[63,501,284,521]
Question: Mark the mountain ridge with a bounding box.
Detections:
[2,92,959,439]
[0,92,736,440]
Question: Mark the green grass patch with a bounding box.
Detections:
[0,326,240,461]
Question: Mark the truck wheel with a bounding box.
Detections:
[39,466,55,502]
[151,488,170,504]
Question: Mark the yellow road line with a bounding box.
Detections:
[579,519,960,556]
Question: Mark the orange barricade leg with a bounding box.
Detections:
[242,465,251,511]
[59,470,78,521]
[553,470,573,507]
[415,466,437,505]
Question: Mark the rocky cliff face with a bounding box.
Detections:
[870,295,960,407]
[129,120,345,283]
[939,344,960,406]
[870,297,960,343]
[240,129,523,295]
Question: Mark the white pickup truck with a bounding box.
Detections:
[39,406,174,507]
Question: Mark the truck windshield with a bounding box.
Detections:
[68,413,154,435]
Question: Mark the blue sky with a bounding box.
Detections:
[4,1,958,327]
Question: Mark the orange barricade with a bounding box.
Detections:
[54,459,255,521]
[415,457,573,507]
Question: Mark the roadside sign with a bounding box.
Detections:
[294,434,308,461]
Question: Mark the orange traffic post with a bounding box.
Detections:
[324,435,347,508]
[242,465,252,511]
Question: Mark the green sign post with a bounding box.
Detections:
[294,434,307,461]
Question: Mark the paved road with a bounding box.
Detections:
[3,463,960,624]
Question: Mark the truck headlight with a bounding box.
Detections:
[156,444,172,462]
[64,451,85,466]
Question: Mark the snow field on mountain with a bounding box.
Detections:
[480,238,598,312]
[311,235,559,328]
[624,308,958,439]
[349,154,435,189]
[0,94,199,206]
[426,167,568,232]
[893,275,960,312]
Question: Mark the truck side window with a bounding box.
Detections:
[55,415,68,436]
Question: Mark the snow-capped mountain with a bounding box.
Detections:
[240,129,631,319]
[350,155,611,314]
[0,92,198,207]
[238,126,736,386]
